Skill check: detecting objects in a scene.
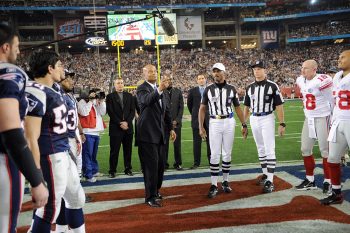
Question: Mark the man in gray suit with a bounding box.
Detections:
[164,76,184,170]
[187,74,211,169]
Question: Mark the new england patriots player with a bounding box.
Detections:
[25,50,86,233]
[0,24,48,233]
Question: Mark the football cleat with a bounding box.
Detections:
[222,181,232,193]
[263,180,274,193]
[256,174,268,186]
[320,192,344,205]
[322,182,332,194]
[208,185,218,198]
[295,179,317,191]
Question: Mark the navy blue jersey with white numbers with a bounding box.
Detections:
[0,62,28,153]
[25,81,69,156]
[53,83,78,139]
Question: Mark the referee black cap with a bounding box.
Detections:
[250,60,265,69]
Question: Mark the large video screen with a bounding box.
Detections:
[107,14,155,41]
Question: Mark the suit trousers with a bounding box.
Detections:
[109,133,133,174]
[138,142,165,202]
[165,127,182,167]
[192,125,211,167]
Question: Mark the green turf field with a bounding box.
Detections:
[96,99,312,174]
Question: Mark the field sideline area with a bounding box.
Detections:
[96,99,314,175]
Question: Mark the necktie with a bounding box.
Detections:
[200,87,204,98]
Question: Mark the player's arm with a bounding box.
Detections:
[0,99,45,188]
[276,104,286,137]
[198,103,207,139]
[187,89,193,114]
[24,116,42,169]
[319,76,335,110]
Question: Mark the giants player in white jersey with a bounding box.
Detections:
[320,50,350,205]
[295,60,334,193]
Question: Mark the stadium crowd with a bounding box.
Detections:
[16,44,345,96]
[289,20,350,38]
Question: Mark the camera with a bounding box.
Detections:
[78,88,105,101]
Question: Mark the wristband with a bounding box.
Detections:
[279,123,286,127]
[242,123,247,128]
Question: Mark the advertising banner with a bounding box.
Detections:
[56,18,84,41]
[260,24,279,49]
[177,16,202,41]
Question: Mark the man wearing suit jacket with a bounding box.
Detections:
[164,77,184,171]
[106,79,135,178]
[136,64,176,208]
[187,74,211,169]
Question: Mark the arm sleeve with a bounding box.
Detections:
[243,88,251,107]
[232,87,240,107]
[176,90,184,123]
[273,84,284,107]
[136,85,161,107]
[77,99,92,116]
[0,73,22,101]
[25,87,46,117]
[187,89,193,114]
[96,101,106,116]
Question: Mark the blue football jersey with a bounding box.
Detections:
[0,62,29,153]
[53,83,78,139]
[25,81,69,156]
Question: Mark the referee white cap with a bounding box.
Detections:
[212,63,225,72]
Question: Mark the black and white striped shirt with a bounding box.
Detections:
[201,81,240,116]
[244,79,284,115]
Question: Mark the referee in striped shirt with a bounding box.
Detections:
[243,60,286,193]
[199,63,247,198]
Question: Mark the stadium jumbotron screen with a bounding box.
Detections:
[107,14,155,41]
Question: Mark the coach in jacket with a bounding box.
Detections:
[106,79,135,178]
[136,64,176,208]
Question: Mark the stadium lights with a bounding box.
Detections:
[68,45,72,48]
[171,45,176,48]
[310,0,317,4]
[47,45,52,49]
[189,42,194,45]
[223,41,227,44]
[106,47,109,50]
[208,41,212,44]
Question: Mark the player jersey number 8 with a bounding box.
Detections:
[305,94,316,110]
[53,104,68,134]
[337,90,350,110]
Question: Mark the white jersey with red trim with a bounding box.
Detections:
[296,74,333,118]
[332,71,350,120]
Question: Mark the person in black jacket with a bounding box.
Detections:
[187,74,211,169]
[136,64,176,207]
[106,79,135,177]
[164,76,184,170]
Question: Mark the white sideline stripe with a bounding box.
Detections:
[97,133,302,147]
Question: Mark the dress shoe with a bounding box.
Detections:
[108,173,115,178]
[155,192,163,200]
[124,170,133,176]
[146,199,162,207]
[174,165,184,171]
[190,165,199,169]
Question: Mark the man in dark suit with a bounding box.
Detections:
[187,74,211,169]
[136,64,176,208]
[164,77,184,171]
[106,79,135,178]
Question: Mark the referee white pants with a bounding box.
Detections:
[250,113,276,182]
[209,117,236,184]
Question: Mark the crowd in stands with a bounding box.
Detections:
[241,2,350,18]
[17,44,345,98]
[0,0,266,7]
[289,20,350,38]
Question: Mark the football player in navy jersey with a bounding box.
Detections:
[0,24,48,233]
[54,69,87,233]
[25,50,86,233]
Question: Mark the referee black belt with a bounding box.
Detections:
[210,113,234,119]
[252,111,272,117]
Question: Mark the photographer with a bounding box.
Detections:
[78,88,106,182]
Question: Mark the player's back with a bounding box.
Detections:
[0,62,29,153]
[26,81,69,156]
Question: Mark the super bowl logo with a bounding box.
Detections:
[58,19,84,38]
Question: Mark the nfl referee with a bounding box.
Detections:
[243,60,285,193]
[199,63,248,198]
